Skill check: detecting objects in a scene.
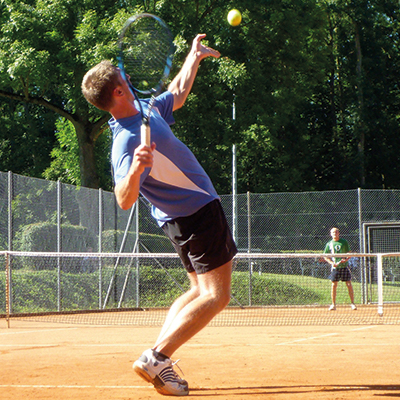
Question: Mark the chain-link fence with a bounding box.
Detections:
[2,172,400,325]
[1,172,400,255]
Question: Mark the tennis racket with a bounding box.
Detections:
[118,13,174,146]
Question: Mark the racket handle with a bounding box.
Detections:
[141,120,151,146]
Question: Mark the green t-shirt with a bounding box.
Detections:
[323,238,350,268]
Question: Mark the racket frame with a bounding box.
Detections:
[117,13,174,146]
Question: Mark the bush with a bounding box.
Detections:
[14,222,96,270]
[17,222,96,253]
[101,230,174,253]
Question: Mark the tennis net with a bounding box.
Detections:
[1,251,400,326]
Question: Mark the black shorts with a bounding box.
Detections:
[329,267,352,282]
[162,199,238,274]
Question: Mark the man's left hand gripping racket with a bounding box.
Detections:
[118,13,174,146]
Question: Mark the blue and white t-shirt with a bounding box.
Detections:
[109,91,219,226]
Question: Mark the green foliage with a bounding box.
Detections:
[101,230,173,253]
[43,118,113,189]
[43,118,81,185]
[3,270,103,313]
[11,180,59,229]
[14,222,172,261]
[10,270,59,312]
[139,233,175,253]
[136,266,189,307]
[16,222,96,254]
[0,267,325,313]
[101,229,136,253]
[0,0,130,188]
[231,272,323,305]
[1,0,400,192]
[0,99,57,178]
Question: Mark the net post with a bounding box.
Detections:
[377,253,384,317]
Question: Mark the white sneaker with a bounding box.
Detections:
[329,304,336,311]
[133,349,189,396]
[351,303,357,310]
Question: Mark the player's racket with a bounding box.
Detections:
[118,13,174,146]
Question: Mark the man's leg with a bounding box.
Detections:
[154,280,200,347]
[133,260,232,396]
[153,260,232,358]
[330,281,338,310]
[133,199,236,395]
[345,280,355,303]
[345,280,357,309]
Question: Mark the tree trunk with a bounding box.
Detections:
[354,21,366,187]
[327,12,337,132]
[75,122,100,189]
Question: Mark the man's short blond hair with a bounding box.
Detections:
[81,61,120,111]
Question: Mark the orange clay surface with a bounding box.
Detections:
[1,320,400,400]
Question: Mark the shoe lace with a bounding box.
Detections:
[171,359,185,381]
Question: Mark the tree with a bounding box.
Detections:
[322,0,400,189]
[2,0,400,194]
[0,0,131,188]
[0,97,57,177]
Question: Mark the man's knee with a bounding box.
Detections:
[199,286,230,313]
[212,286,231,312]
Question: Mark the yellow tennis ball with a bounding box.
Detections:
[227,9,242,26]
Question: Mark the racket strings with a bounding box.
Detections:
[121,18,173,93]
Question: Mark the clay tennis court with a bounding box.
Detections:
[1,314,400,400]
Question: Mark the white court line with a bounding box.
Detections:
[0,328,78,336]
[350,325,380,331]
[276,332,338,346]
[0,344,140,348]
[0,343,223,348]
[0,384,149,389]
[0,344,59,348]
[276,325,379,346]
[276,342,396,346]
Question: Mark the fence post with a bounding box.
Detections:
[7,171,13,252]
[232,145,237,244]
[357,187,366,304]
[98,188,103,309]
[5,252,10,328]
[247,191,251,253]
[247,191,252,306]
[7,172,13,314]
[57,180,62,312]
[136,199,140,308]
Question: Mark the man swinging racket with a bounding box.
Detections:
[82,31,237,396]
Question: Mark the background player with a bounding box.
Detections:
[323,227,357,311]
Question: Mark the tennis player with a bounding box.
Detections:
[82,34,237,396]
[323,227,357,311]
